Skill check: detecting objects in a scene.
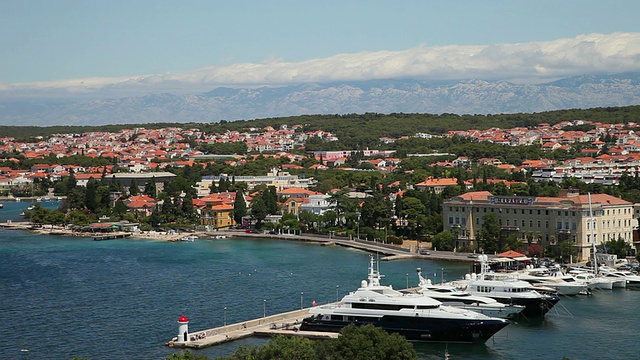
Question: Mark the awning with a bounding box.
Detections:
[513,256,531,261]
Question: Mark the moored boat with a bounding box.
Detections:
[299,255,510,343]
[449,255,561,317]
[416,268,524,319]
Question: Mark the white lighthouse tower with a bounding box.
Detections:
[177,315,189,343]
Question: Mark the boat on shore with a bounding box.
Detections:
[299,255,510,343]
[175,235,198,242]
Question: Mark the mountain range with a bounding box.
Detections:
[1,73,640,126]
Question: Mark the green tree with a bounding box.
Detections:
[250,194,268,226]
[165,349,210,360]
[605,237,633,258]
[144,177,157,197]
[216,324,416,360]
[232,190,247,225]
[431,230,455,251]
[129,181,139,196]
[480,213,501,253]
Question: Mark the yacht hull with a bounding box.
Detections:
[493,296,560,317]
[300,315,509,343]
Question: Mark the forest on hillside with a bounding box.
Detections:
[1,105,640,146]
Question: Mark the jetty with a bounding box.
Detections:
[93,233,132,241]
[166,307,338,349]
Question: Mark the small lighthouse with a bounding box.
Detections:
[177,315,189,343]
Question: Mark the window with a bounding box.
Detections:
[449,217,453,224]
[537,220,541,228]
[522,219,525,227]
[557,222,562,229]
[537,210,541,215]
[506,209,510,214]
[529,220,533,227]
[546,220,549,228]
[521,209,525,214]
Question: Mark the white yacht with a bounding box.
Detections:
[599,266,640,288]
[514,267,590,296]
[416,268,524,319]
[569,270,614,290]
[449,255,561,317]
[299,255,510,343]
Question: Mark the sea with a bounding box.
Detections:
[1,200,638,360]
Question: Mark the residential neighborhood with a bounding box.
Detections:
[2,118,640,263]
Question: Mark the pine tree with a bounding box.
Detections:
[233,190,247,225]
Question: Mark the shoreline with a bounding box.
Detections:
[0,221,482,262]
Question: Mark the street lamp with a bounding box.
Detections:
[223,306,227,326]
[20,349,29,360]
[300,292,304,309]
[263,299,266,318]
[357,212,361,240]
[336,285,340,302]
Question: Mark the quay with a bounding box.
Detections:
[210,229,485,262]
[166,307,338,349]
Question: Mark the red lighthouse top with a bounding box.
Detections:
[178,315,189,323]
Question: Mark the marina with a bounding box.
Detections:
[1,201,639,360]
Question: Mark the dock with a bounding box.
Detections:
[93,233,132,241]
[166,307,338,349]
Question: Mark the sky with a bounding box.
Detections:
[1,0,640,98]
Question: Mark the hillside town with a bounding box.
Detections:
[1,119,640,263]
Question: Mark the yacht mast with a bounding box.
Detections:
[588,192,598,274]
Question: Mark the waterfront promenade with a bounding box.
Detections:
[211,229,484,263]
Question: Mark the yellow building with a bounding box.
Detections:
[196,192,237,229]
[442,189,634,261]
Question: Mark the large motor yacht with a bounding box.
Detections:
[449,255,561,317]
[299,256,510,343]
[415,268,524,319]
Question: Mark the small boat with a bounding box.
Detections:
[179,235,198,242]
[0,203,3,209]
[214,235,227,239]
[27,205,36,211]
[299,255,510,343]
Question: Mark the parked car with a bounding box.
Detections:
[419,250,431,255]
[467,253,479,259]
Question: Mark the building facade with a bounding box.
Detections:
[442,190,634,261]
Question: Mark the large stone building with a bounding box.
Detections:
[442,190,634,261]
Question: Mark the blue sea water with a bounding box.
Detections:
[1,201,638,360]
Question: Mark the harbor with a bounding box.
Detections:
[2,230,640,360]
[167,308,338,349]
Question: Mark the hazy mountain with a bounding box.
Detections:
[1,73,640,126]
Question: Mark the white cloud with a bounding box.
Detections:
[3,32,640,99]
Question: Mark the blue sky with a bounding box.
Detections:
[1,0,640,97]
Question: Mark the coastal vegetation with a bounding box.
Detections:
[163,324,417,360]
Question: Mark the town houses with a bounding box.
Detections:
[2,118,640,261]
